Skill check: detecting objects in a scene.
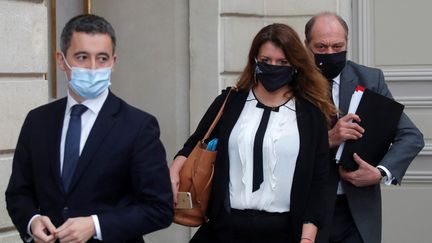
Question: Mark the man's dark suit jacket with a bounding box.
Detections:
[6,92,173,243]
[176,88,331,243]
[316,61,424,243]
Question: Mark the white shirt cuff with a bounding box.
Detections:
[26,214,41,242]
[91,215,103,241]
[377,165,394,185]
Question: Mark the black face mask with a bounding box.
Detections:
[255,62,296,92]
[314,51,347,80]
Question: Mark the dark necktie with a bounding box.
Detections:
[62,104,88,192]
[253,102,279,192]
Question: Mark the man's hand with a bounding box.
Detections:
[328,113,364,148]
[339,153,382,187]
[55,216,95,243]
[31,216,57,243]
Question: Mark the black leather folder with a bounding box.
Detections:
[339,89,404,171]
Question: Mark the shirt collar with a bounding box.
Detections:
[66,89,109,115]
[332,74,341,86]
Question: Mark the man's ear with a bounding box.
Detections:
[56,51,66,71]
[111,54,117,72]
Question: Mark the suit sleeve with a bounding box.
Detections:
[374,70,424,183]
[303,110,331,228]
[98,115,173,242]
[5,111,41,240]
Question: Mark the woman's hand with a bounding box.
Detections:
[169,155,188,205]
[300,222,317,243]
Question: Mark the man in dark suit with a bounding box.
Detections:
[304,12,424,243]
[6,14,173,243]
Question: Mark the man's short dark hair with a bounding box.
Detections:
[305,12,349,44]
[60,14,116,55]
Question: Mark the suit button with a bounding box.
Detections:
[64,206,69,211]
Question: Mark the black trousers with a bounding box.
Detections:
[229,209,293,243]
[329,195,364,243]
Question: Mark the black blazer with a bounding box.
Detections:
[6,92,173,243]
[177,88,331,242]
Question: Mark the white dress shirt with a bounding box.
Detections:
[229,90,299,212]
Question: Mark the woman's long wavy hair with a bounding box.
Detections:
[236,23,336,125]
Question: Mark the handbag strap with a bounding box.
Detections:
[202,87,236,142]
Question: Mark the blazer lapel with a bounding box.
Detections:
[219,89,248,139]
[339,62,359,115]
[212,89,248,215]
[48,98,68,193]
[68,92,121,192]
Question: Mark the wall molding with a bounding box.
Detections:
[419,143,432,156]
[0,149,14,155]
[395,97,432,108]
[403,171,432,184]
[383,68,432,81]
[402,142,432,183]
[354,0,372,66]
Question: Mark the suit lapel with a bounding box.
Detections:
[339,62,359,114]
[68,92,121,192]
[48,99,68,193]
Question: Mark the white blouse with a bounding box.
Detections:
[229,90,299,212]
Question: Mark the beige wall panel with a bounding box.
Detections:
[0,1,47,73]
[221,0,337,15]
[388,80,432,98]
[190,0,220,129]
[0,155,14,229]
[382,185,432,242]
[264,16,312,40]
[221,17,264,72]
[0,80,48,150]
[221,16,311,73]
[373,0,432,67]
[264,0,337,15]
[407,154,432,172]
[221,0,264,15]
[401,106,432,141]
[0,231,21,243]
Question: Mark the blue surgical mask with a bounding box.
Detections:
[62,53,112,99]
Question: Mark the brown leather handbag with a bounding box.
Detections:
[174,88,234,227]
